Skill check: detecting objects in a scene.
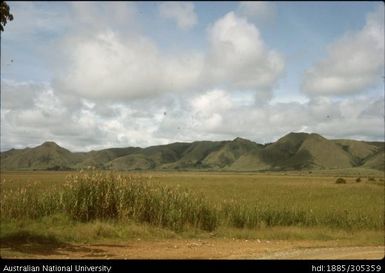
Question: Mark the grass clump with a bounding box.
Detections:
[335,177,346,184]
[0,184,61,219]
[1,171,218,232]
[62,171,218,231]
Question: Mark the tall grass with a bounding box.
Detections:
[1,171,383,232]
[220,202,382,230]
[62,171,218,231]
[1,171,218,232]
[0,183,60,219]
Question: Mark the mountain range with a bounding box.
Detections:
[1,132,384,171]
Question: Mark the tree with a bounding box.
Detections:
[0,1,13,32]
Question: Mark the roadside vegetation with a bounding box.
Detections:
[1,171,384,248]
[1,171,217,232]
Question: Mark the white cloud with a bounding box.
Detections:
[1,80,384,151]
[1,80,46,110]
[0,81,169,151]
[204,12,284,96]
[302,6,384,96]
[359,98,384,118]
[237,1,276,24]
[190,89,234,132]
[156,90,384,145]
[191,89,233,115]
[69,2,138,35]
[1,3,383,152]
[48,2,203,101]
[53,10,283,103]
[159,2,197,30]
[55,31,204,101]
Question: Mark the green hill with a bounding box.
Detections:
[0,141,84,170]
[203,137,263,169]
[108,154,156,170]
[1,133,383,172]
[161,141,225,169]
[362,150,385,171]
[333,139,380,166]
[260,132,313,170]
[297,134,352,169]
[77,147,142,169]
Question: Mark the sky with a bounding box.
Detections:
[1,1,384,152]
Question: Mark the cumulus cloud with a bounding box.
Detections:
[55,31,204,101]
[1,80,46,110]
[69,2,138,35]
[1,81,173,151]
[302,6,384,96]
[359,98,384,118]
[191,89,233,115]
[53,2,200,101]
[54,10,283,102]
[204,12,284,97]
[157,90,384,145]
[190,89,234,132]
[2,79,384,151]
[1,82,109,151]
[159,2,197,30]
[1,3,383,152]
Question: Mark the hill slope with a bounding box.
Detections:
[0,142,84,170]
[1,133,383,171]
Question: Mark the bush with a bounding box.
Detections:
[355,177,361,183]
[368,177,375,181]
[335,177,346,184]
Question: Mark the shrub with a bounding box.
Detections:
[368,177,375,181]
[355,177,361,183]
[335,177,346,184]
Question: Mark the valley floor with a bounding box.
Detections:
[1,170,383,260]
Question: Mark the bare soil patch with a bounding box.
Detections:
[1,239,383,259]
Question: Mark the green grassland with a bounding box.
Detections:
[1,170,384,251]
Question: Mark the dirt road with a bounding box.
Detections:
[1,239,383,259]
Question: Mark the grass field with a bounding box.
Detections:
[0,170,384,258]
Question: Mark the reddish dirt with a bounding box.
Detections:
[1,239,383,259]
